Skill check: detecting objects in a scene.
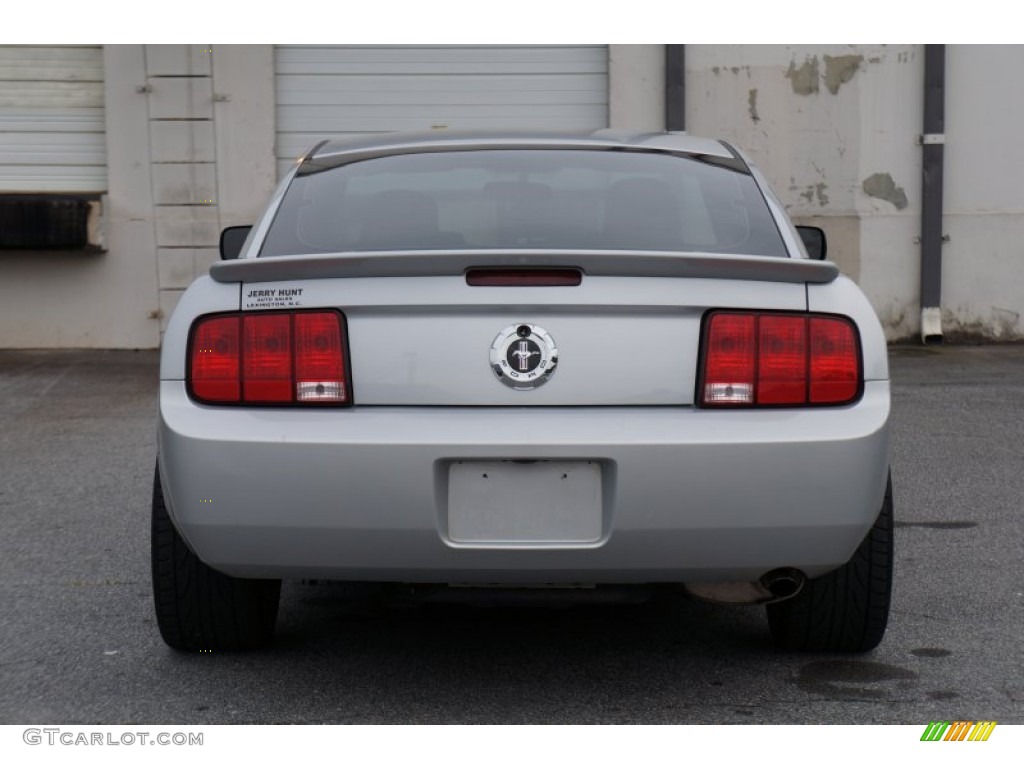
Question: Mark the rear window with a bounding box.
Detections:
[260,149,787,257]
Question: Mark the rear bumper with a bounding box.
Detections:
[157,380,891,582]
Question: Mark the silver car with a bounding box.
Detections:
[154,131,892,653]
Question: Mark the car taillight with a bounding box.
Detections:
[188,310,349,405]
[699,311,861,407]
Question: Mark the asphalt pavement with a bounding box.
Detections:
[0,345,1021,724]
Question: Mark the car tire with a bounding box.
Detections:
[151,464,281,652]
[766,473,893,652]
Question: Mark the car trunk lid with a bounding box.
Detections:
[225,251,824,407]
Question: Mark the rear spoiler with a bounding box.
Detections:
[210,250,839,285]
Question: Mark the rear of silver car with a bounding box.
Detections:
[153,134,892,654]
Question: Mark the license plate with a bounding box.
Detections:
[447,460,603,544]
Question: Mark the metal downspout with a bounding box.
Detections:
[666,45,685,132]
[920,45,946,344]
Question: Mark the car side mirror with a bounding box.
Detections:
[219,225,252,260]
[796,225,827,260]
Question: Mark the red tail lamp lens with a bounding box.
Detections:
[703,314,756,404]
[809,317,859,404]
[190,316,241,402]
[243,314,292,402]
[294,312,347,402]
[700,312,860,407]
[188,311,348,405]
[758,315,807,405]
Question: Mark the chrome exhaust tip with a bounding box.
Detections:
[759,568,806,600]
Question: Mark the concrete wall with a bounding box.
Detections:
[0,44,275,349]
[608,45,664,131]
[1,44,1020,347]
[942,45,1024,339]
[685,44,1024,341]
[0,46,160,348]
[149,44,276,333]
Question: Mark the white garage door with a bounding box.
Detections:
[0,45,106,192]
[275,45,608,177]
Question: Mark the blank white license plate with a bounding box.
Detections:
[448,460,603,544]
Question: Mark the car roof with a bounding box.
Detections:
[301,130,738,173]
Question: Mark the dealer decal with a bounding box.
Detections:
[243,287,305,309]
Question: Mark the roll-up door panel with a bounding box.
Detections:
[0,46,106,193]
[275,45,608,178]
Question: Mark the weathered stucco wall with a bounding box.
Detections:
[686,44,1024,341]
[941,45,1024,340]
